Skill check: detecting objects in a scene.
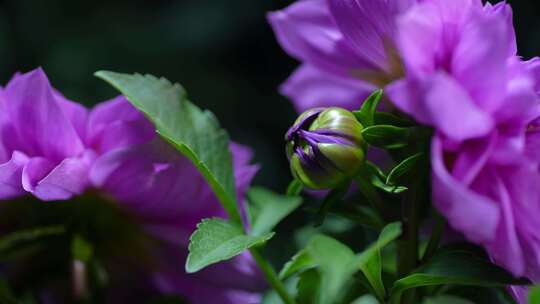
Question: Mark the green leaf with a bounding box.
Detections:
[423,296,474,304]
[386,153,423,185]
[286,179,304,197]
[357,222,402,301]
[530,286,540,304]
[262,277,299,304]
[279,249,316,280]
[186,218,274,273]
[365,161,407,194]
[95,71,242,223]
[0,226,65,252]
[390,250,529,304]
[247,187,302,236]
[351,295,380,304]
[297,269,321,304]
[361,125,410,149]
[353,90,383,127]
[374,112,414,127]
[321,206,385,231]
[307,235,357,304]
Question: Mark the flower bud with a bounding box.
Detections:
[285,107,366,189]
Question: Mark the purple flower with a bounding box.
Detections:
[268,0,416,111]
[388,3,540,298]
[271,0,540,301]
[0,68,94,201]
[0,68,265,303]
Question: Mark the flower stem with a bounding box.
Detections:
[397,180,419,304]
[420,213,446,264]
[354,165,388,219]
[250,248,296,304]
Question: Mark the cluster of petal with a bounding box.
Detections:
[0,68,264,303]
[270,0,540,301]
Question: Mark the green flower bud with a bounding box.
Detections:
[285,107,366,189]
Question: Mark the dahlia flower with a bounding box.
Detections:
[0,68,264,303]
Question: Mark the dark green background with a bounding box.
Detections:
[0,0,538,191]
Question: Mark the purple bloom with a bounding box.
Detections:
[271,0,540,301]
[0,68,94,201]
[268,0,416,111]
[0,68,265,303]
[388,3,540,299]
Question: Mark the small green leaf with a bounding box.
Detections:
[353,90,383,127]
[351,295,380,304]
[423,296,475,304]
[0,226,64,252]
[365,161,408,194]
[386,153,423,185]
[374,112,414,127]
[95,71,242,223]
[361,125,411,149]
[297,269,321,304]
[356,222,402,301]
[247,187,302,236]
[279,249,316,280]
[286,179,304,197]
[186,218,274,273]
[307,235,357,304]
[390,250,529,304]
[359,223,400,298]
[529,286,540,304]
[262,277,299,304]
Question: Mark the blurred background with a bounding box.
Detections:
[0,0,539,276]
[1,0,539,191]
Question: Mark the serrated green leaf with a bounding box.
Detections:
[390,251,529,304]
[530,286,540,304]
[423,296,474,304]
[361,125,411,149]
[279,249,316,280]
[247,187,302,236]
[95,71,242,223]
[351,295,380,304]
[0,226,64,252]
[353,90,383,127]
[186,218,274,273]
[386,153,423,185]
[356,222,402,301]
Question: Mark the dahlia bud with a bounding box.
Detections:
[285,107,366,189]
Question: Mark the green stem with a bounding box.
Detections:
[250,248,296,304]
[397,181,419,304]
[354,165,388,219]
[420,213,445,264]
